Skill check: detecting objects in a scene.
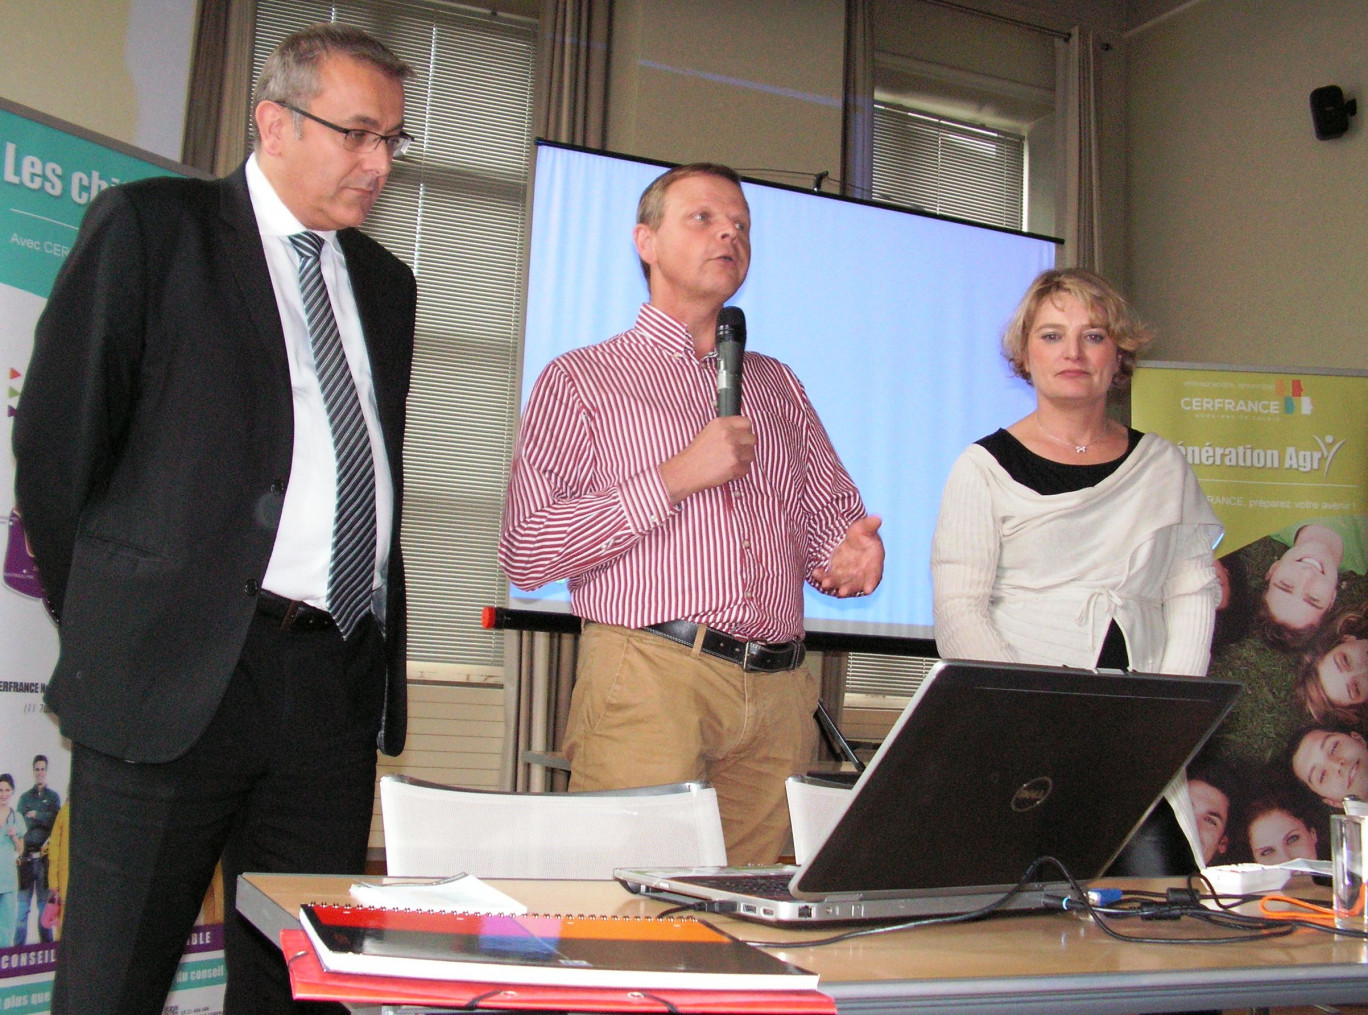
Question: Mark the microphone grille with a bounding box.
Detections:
[717,306,746,343]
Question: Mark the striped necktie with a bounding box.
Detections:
[290,231,376,638]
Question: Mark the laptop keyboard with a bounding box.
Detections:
[671,873,799,901]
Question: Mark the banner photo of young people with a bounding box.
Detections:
[1134,364,1368,872]
[1,98,224,1015]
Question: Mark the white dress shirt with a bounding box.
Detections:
[245,154,394,611]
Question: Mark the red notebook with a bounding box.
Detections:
[282,928,837,1014]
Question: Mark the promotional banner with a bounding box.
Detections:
[1,98,224,1015]
[1134,364,1368,871]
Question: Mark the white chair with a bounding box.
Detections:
[380,775,728,879]
[785,774,854,865]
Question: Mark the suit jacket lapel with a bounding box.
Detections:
[338,229,405,446]
[217,165,292,388]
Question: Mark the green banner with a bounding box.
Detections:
[0,102,181,298]
[170,955,228,991]
[1136,363,1368,871]
[0,979,53,1015]
[1133,366,1368,554]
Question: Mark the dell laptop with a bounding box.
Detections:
[616,659,1240,925]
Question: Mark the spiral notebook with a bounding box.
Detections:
[298,903,818,992]
[617,660,1241,925]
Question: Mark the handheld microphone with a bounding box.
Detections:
[715,306,746,417]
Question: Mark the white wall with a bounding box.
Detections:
[1125,0,1367,369]
[606,0,845,189]
[0,0,196,160]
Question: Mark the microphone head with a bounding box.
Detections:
[716,306,747,347]
[715,306,746,417]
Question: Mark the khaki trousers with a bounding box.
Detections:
[564,623,819,865]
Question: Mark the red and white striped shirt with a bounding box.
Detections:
[499,304,867,642]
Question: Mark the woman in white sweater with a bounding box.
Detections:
[930,268,1223,875]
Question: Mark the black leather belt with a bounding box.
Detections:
[644,620,805,673]
[255,590,335,632]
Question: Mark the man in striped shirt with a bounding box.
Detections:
[499,163,883,863]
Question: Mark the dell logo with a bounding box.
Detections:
[1011,776,1053,812]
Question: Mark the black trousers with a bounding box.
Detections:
[51,609,386,1015]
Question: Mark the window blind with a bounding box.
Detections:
[252,0,535,668]
[871,102,1024,230]
[857,101,1026,698]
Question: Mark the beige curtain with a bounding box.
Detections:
[503,0,613,791]
[536,0,612,147]
[182,0,257,176]
[1059,25,1100,272]
[821,0,873,737]
[503,629,578,792]
[841,0,874,200]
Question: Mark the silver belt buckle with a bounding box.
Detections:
[742,640,762,672]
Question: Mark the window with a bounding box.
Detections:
[871,103,1025,231]
[252,0,535,672]
[844,653,936,702]
[853,101,1028,702]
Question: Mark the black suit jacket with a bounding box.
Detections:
[13,164,414,762]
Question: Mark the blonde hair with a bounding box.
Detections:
[1295,605,1368,725]
[1001,268,1152,389]
[635,163,745,281]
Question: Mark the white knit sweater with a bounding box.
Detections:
[930,433,1223,676]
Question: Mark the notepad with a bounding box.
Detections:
[348,874,527,914]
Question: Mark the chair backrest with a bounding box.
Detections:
[380,775,728,879]
[785,774,854,865]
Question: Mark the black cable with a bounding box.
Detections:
[1066,868,1368,944]
[1180,870,1368,939]
[732,167,845,193]
[634,991,683,1013]
[652,902,707,919]
[734,856,1368,949]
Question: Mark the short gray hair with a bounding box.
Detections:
[252,23,413,150]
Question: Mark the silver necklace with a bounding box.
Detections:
[1035,415,1106,455]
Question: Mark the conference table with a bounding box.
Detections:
[239,872,1368,1014]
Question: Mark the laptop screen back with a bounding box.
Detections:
[792,661,1241,899]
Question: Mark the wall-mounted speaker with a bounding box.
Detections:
[1310,85,1357,140]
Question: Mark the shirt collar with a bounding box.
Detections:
[245,153,339,249]
[633,303,710,359]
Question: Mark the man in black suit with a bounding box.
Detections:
[13,24,416,1015]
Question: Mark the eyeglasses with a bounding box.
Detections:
[279,102,413,158]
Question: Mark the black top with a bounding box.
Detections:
[975,427,1144,671]
[976,427,1143,493]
